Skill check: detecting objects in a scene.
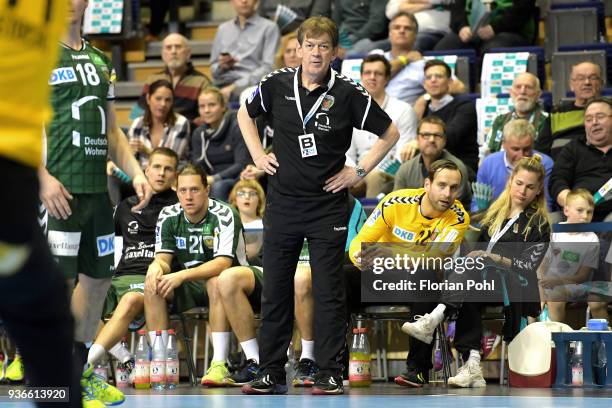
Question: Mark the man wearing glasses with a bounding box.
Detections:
[395,117,472,207]
[551,98,612,221]
[549,62,604,159]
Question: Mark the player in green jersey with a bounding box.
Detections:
[38,1,152,406]
[145,164,248,350]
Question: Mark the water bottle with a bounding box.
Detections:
[284,342,295,386]
[93,353,109,382]
[571,341,584,386]
[165,329,179,389]
[133,330,150,389]
[593,340,607,385]
[349,323,372,387]
[150,330,166,390]
[114,337,130,388]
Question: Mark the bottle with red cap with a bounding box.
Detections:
[133,330,150,389]
[349,321,372,387]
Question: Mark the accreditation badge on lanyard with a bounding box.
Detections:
[293,68,335,159]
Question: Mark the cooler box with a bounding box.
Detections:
[508,321,573,387]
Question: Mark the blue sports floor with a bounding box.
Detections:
[1,384,612,407]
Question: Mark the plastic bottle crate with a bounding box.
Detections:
[551,331,612,388]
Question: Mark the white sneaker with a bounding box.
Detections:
[448,360,486,388]
[401,313,440,344]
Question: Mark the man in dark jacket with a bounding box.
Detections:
[415,60,478,173]
[550,98,612,222]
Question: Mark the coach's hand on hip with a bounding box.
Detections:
[254,152,279,175]
[324,166,362,193]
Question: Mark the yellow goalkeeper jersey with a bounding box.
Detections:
[0,0,67,168]
[349,188,470,265]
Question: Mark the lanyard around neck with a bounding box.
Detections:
[486,213,521,254]
[293,68,335,135]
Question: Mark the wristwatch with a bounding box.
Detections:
[355,166,367,178]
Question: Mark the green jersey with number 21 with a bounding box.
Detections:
[156,200,248,270]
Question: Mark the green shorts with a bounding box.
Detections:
[47,193,114,280]
[103,274,146,330]
[172,280,209,313]
[247,266,263,312]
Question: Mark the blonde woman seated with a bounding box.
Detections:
[402,156,551,388]
[191,87,249,200]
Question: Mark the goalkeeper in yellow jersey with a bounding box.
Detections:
[349,159,469,388]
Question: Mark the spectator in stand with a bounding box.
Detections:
[543,62,604,159]
[486,72,551,156]
[395,116,472,207]
[128,79,190,169]
[211,0,280,102]
[333,0,389,56]
[373,12,465,105]
[550,98,612,222]
[413,60,477,173]
[372,12,425,104]
[275,32,302,70]
[538,189,599,324]
[472,119,553,212]
[139,34,212,123]
[386,0,453,51]
[258,0,331,34]
[434,0,536,53]
[347,54,418,198]
[228,180,265,265]
[191,87,250,201]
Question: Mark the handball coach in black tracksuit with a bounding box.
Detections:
[237,16,400,395]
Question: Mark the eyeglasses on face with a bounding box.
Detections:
[236,190,258,198]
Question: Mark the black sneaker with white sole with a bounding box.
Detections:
[311,372,343,395]
[293,358,318,387]
[230,359,260,386]
[241,372,288,395]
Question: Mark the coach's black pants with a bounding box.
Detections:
[260,189,349,380]
[0,159,80,407]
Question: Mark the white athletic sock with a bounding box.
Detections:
[430,304,447,324]
[468,349,481,365]
[211,332,231,362]
[87,344,107,365]
[300,339,315,361]
[240,338,259,363]
[148,330,168,349]
[109,342,132,364]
